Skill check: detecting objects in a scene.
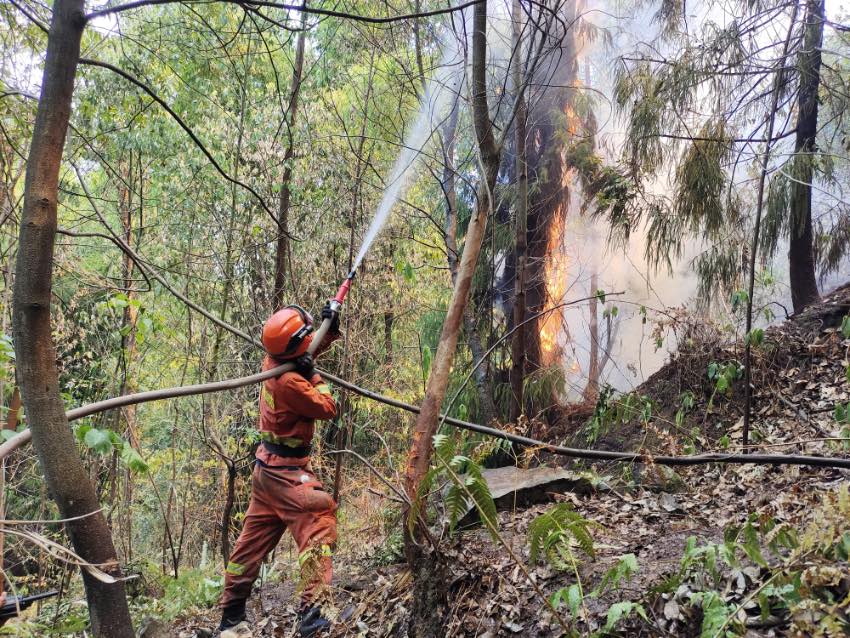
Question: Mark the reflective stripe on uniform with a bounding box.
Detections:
[316,384,332,395]
[225,561,246,576]
[258,431,305,447]
[298,543,333,567]
[261,386,275,410]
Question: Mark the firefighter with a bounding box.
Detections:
[218,304,340,638]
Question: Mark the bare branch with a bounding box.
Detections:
[85,0,484,25]
[78,57,293,238]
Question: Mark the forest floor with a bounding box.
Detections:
[173,285,850,637]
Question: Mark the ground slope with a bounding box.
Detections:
[175,286,850,637]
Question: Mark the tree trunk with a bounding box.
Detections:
[404,3,500,635]
[220,460,237,563]
[440,97,496,425]
[383,311,394,362]
[523,1,578,380]
[788,0,823,313]
[510,0,529,422]
[273,16,307,308]
[584,271,600,401]
[12,0,134,635]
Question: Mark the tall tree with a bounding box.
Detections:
[787,0,824,311]
[403,2,500,635]
[273,14,308,308]
[522,0,579,380]
[510,0,529,422]
[12,0,134,634]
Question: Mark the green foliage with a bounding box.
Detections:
[656,487,850,637]
[528,503,596,570]
[745,328,764,347]
[564,140,638,243]
[593,553,639,596]
[415,434,499,541]
[671,120,734,243]
[155,568,223,619]
[689,590,737,637]
[550,553,642,634]
[603,600,648,634]
[707,360,743,408]
[420,344,432,382]
[551,583,583,619]
[675,391,696,429]
[522,365,566,410]
[0,332,14,363]
[75,423,149,473]
[584,387,653,444]
[371,527,405,567]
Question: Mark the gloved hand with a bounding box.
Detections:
[320,301,341,334]
[294,353,315,378]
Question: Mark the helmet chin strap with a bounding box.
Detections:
[279,304,314,357]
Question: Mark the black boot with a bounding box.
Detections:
[218,600,247,632]
[298,605,331,637]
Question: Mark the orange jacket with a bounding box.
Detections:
[256,355,336,465]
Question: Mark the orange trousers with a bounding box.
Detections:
[219,461,337,610]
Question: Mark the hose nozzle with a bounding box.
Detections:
[331,270,357,309]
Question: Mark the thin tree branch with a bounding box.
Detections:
[85,0,484,25]
[78,57,293,238]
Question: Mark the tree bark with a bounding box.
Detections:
[510,0,529,422]
[788,0,823,313]
[403,3,500,635]
[584,271,600,401]
[273,16,307,308]
[440,99,496,425]
[523,0,578,379]
[405,0,499,504]
[12,0,134,635]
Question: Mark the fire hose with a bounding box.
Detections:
[1,270,850,471]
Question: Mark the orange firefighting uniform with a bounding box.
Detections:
[219,355,337,610]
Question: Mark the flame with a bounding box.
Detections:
[539,214,569,364]
[538,100,583,366]
[565,104,580,136]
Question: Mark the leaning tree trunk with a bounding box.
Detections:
[440,98,497,425]
[12,0,134,635]
[788,0,823,313]
[403,3,500,636]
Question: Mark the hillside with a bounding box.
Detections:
[168,286,850,637]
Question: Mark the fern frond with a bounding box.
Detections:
[445,482,468,531]
[529,503,596,571]
[439,454,499,541]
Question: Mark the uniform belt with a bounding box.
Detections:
[255,457,302,471]
[261,440,311,458]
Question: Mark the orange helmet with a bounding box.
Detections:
[262,305,314,357]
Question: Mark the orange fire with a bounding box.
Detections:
[539,214,569,364]
[539,100,582,365]
[565,104,580,136]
